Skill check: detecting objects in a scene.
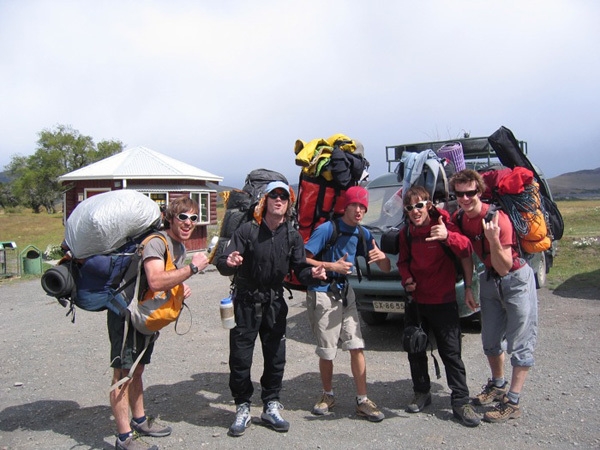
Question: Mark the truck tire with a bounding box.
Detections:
[534,252,547,289]
[360,311,387,326]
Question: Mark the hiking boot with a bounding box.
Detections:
[312,392,336,415]
[452,403,481,427]
[115,434,158,450]
[406,391,432,413]
[228,402,251,437]
[261,401,290,432]
[356,398,385,422]
[483,395,522,423]
[130,417,172,437]
[472,379,509,406]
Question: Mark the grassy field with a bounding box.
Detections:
[545,200,600,290]
[1,200,599,289]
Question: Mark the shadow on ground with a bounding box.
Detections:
[0,369,454,449]
[552,269,600,300]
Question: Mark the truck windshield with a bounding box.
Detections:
[361,184,406,231]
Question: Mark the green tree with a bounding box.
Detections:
[0,183,19,209]
[6,124,124,213]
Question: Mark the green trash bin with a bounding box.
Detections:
[21,245,43,275]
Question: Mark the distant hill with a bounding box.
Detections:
[547,168,600,199]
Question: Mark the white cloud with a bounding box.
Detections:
[1,0,599,185]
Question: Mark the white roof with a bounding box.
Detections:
[58,146,223,182]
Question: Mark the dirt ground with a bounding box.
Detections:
[0,268,599,449]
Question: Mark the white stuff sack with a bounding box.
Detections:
[65,190,162,259]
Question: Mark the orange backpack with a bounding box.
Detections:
[127,233,185,335]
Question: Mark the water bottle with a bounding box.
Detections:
[383,188,404,217]
[220,297,236,329]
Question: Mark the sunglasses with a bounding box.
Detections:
[404,201,427,212]
[454,189,479,198]
[267,191,289,201]
[176,213,199,222]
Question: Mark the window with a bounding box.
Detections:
[142,192,168,208]
[191,192,210,224]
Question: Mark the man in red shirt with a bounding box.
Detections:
[398,185,480,427]
[449,169,538,423]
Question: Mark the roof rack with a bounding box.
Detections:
[385,136,527,172]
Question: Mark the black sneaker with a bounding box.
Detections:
[452,403,481,427]
[406,392,432,413]
[229,402,251,437]
[261,401,290,432]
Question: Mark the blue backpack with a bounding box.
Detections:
[41,229,157,322]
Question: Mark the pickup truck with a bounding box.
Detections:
[349,134,558,326]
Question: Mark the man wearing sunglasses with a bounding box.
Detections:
[216,181,326,437]
[304,186,391,422]
[397,185,480,427]
[110,197,209,450]
[449,169,538,424]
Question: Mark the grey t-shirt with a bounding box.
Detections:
[142,231,186,268]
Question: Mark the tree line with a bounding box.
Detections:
[1,124,123,213]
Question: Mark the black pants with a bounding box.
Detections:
[229,295,288,406]
[405,301,470,407]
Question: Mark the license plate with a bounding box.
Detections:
[372,301,404,313]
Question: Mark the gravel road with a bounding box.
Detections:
[0,268,599,449]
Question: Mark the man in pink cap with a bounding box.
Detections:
[304,186,391,421]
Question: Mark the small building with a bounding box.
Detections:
[58,146,223,251]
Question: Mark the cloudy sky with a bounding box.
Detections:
[1,0,599,187]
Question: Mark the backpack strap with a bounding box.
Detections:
[456,206,499,262]
[110,331,158,392]
[326,219,371,282]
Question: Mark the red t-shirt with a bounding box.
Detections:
[454,203,524,272]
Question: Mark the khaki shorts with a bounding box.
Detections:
[306,285,365,360]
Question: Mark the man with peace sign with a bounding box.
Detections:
[450,169,539,424]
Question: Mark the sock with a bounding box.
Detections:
[118,431,133,442]
[324,390,334,396]
[507,391,520,404]
[356,394,367,404]
[132,415,147,424]
[492,377,506,388]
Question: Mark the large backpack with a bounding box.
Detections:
[488,126,564,241]
[284,134,369,291]
[41,190,162,321]
[294,134,369,242]
[455,166,553,259]
[210,168,288,264]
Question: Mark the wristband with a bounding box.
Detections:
[465,284,472,289]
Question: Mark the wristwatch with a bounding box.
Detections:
[189,263,199,275]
